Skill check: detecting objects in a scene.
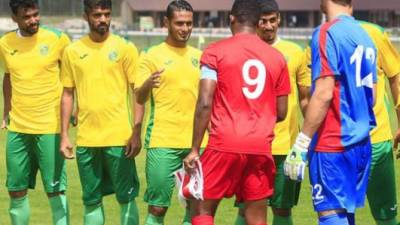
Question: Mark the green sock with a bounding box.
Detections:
[273,214,294,225]
[182,208,191,225]
[84,203,105,225]
[9,195,30,225]
[120,199,139,225]
[234,214,246,225]
[145,213,164,225]
[49,194,69,225]
[376,218,398,225]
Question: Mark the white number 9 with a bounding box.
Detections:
[242,59,266,99]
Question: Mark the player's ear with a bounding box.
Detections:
[11,14,17,23]
[277,13,281,25]
[82,11,88,22]
[229,15,235,25]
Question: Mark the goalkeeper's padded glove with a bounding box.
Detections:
[284,132,311,182]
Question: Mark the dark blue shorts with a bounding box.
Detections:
[309,138,372,213]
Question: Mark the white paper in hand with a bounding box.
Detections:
[174,160,204,207]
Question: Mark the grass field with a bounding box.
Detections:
[0,39,399,225]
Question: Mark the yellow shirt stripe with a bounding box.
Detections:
[0,27,70,134]
[61,34,138,146]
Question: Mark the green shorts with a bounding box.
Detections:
[6,131,67,193]
[76,146,140,206]
[367,141,398,220]
[144,148,190,207]
[235,155,300,209]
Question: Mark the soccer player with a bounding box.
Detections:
[60,0,140,224]
[234,1,310,225]
[134,1,207,224]
[284,0,377,225]
[0,0,70,224]
[183,0,291,224]
[355,20,400,225]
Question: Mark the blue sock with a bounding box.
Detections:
[346,213,355,225]
[319,213,349,225]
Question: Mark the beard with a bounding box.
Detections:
[89,21,110,36]
[22,21,40,35]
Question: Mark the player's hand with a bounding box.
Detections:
[183,150,200,175]
[145,69,164,89]
[393,129,400,159]
[60,136,74,159]
[125,129,141,158]
[1,114,8,129]
[284,132,311,181]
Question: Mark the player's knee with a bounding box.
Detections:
[9,190,28,198]
[46,191,65,198]
[272,207,291,217]
[149,205,168,216]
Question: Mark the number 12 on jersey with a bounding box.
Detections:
[350,45,375,88]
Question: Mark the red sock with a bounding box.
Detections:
[192,215,214,225]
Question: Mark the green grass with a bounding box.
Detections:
[0,44,399,225]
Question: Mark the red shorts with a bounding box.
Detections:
[200,149,275,201]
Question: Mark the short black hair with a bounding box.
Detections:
[83,0,112,14]
[230,0,261,26]
[259,0,279,14]
[9,0,38,15]
[166,0,193,19]
[332,0,352,6]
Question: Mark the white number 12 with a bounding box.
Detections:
[350,45,375,88]
[242,59,266,99]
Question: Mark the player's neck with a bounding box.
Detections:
[326,4,352,21]
[232,26,256,36]
[165,37,187,48]
[88,31,110,43]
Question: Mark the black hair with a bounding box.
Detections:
[230,0,262,26]
[9,0,38,15]
[332,0,352,6]
[166,0,193,19]
[259,0,279,14]
[83,0,112,14]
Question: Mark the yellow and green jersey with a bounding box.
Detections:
[0,27,70,134]
[271,38,310,155]
[61,34,138,147]
[135,42,208,148]
[359,22,400,144]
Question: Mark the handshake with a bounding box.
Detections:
[283,132,312,182]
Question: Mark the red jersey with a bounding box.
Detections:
[201,33,290,155]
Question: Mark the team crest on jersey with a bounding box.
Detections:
[191,57,199,67]
[108,50,118,62]
[39,44,49,56]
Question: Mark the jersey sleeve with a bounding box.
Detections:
[134,51,157,89]
[60,48,75,88]
[200,43,218,70]
[379,32,400,78]
[57,33,71,59]
[296,48,311,87]
[311,29,340,81]
[123,41,139,84]
[276,59,291,96]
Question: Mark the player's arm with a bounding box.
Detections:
[298,47,312,115]
[135,69,164,105]
[298,86,310,115]
[60,87,75,159]
[2,73,11,129]
[302,76,334,137]
[126,84,145,158]
[184,66,217,174]
[277,95,288,122]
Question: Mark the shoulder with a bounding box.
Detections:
[187,45,202,57]
[279,39,304,52]
[358,20,384,35]
[40,26,68,39]
[0,29,17,44]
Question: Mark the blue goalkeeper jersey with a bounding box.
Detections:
[310,15,377,152]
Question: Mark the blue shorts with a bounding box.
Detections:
[309,138,371,213]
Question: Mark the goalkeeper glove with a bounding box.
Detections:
[284,132,311,181]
